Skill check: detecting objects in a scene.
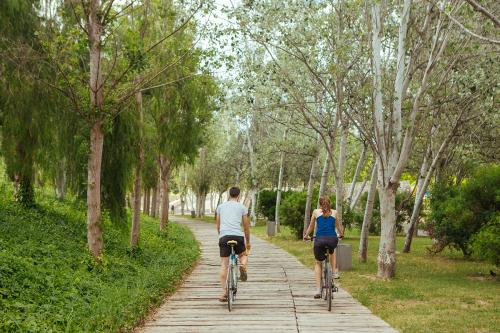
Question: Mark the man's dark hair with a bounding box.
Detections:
[229,187,240,198]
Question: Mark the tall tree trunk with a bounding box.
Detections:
[159,156,171,230]
[87,121,104,259]
[246,131,258,226]
[151,187,157,217]
[358,163,377,263]
[180,193,185,215]
[377,186,397,278]
[317,153,330,207]
[86,0,105,259]
[143,189,147,213]
[131,76,144,249]
[250,189,257,226]
[275,152,286,231]
[155,177,161,217]
[55,159,67,200]
[350,171,370,210]
[348,143,366,202]
[335,117,348,228]
[304,146,320,235]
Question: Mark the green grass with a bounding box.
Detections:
[0,188,200,332]
[251,225,500,333]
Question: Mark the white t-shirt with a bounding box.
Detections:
[216,200,248,239]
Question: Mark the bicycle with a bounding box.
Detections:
[307,236,339,311]
[226,240,239,312]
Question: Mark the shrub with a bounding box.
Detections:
[470,213,500,266]
[428,165,500,257]
[279,191,308,239]
[257,189,277,220]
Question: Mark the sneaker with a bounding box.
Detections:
[333,272,340,279]
[239,268,248,282]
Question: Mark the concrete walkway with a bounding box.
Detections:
[140,217,398,333]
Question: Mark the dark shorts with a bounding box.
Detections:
[219,235,246,257]
[313,236,339,261]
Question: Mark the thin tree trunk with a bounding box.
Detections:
[131,75,144,249]
[318,153,330,207]
[151,187,157,217]
[155,182,161,217]
[348,143,366,202]
[335,117,349,228]
[55,159,67,200]
[86,0,105,259]
[159,155,171,230]
[275,152,286,231]
[143,188,147,213]
[304,145,320,235]
[246,131,258,226]
[358,163,377,263]
[350,171,370,210]
[87,121,104,259]
[180,193,185,215]
[249,189,257,226]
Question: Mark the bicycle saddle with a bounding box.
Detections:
[227,240,238,246]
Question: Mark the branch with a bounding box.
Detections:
[464,0,500,28]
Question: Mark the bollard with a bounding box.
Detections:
[267,220,276,237]
[335,243,352,271]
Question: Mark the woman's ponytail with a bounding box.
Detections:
[319,197,331,215]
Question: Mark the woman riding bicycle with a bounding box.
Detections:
[303,197,343,299]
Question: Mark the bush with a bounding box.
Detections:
[280,191,308,239]
[428,164,500,257]
[470,213,500,266]
[257,189,293,220]
[257,189,278,220]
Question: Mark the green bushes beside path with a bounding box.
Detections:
[0,191,199,332]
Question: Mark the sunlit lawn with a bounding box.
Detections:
[185,214,499,333]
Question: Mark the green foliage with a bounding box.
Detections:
[353,191,414,235]
[279,191,307,239]
[470,213,500,266]
[0,189,199,332]
[101,111,138,225]
[257,189,279,220]
[428,165,500,257]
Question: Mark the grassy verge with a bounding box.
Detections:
[251,225,499,333]
[0,189,199,332]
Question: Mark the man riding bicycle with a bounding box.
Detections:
[303,197,343,299]
[216,187,251,302]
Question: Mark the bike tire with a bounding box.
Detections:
[327,262,332,311]
[323,263,328,300]
[227,266,233,312]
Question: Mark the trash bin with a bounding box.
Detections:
[267,220,276,237]
[190,210,196,218]
[335,243,352,271]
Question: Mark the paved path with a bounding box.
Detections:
[141,217,398,333]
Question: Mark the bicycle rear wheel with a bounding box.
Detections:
[227,265,233,312]
[326,262,332,311]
